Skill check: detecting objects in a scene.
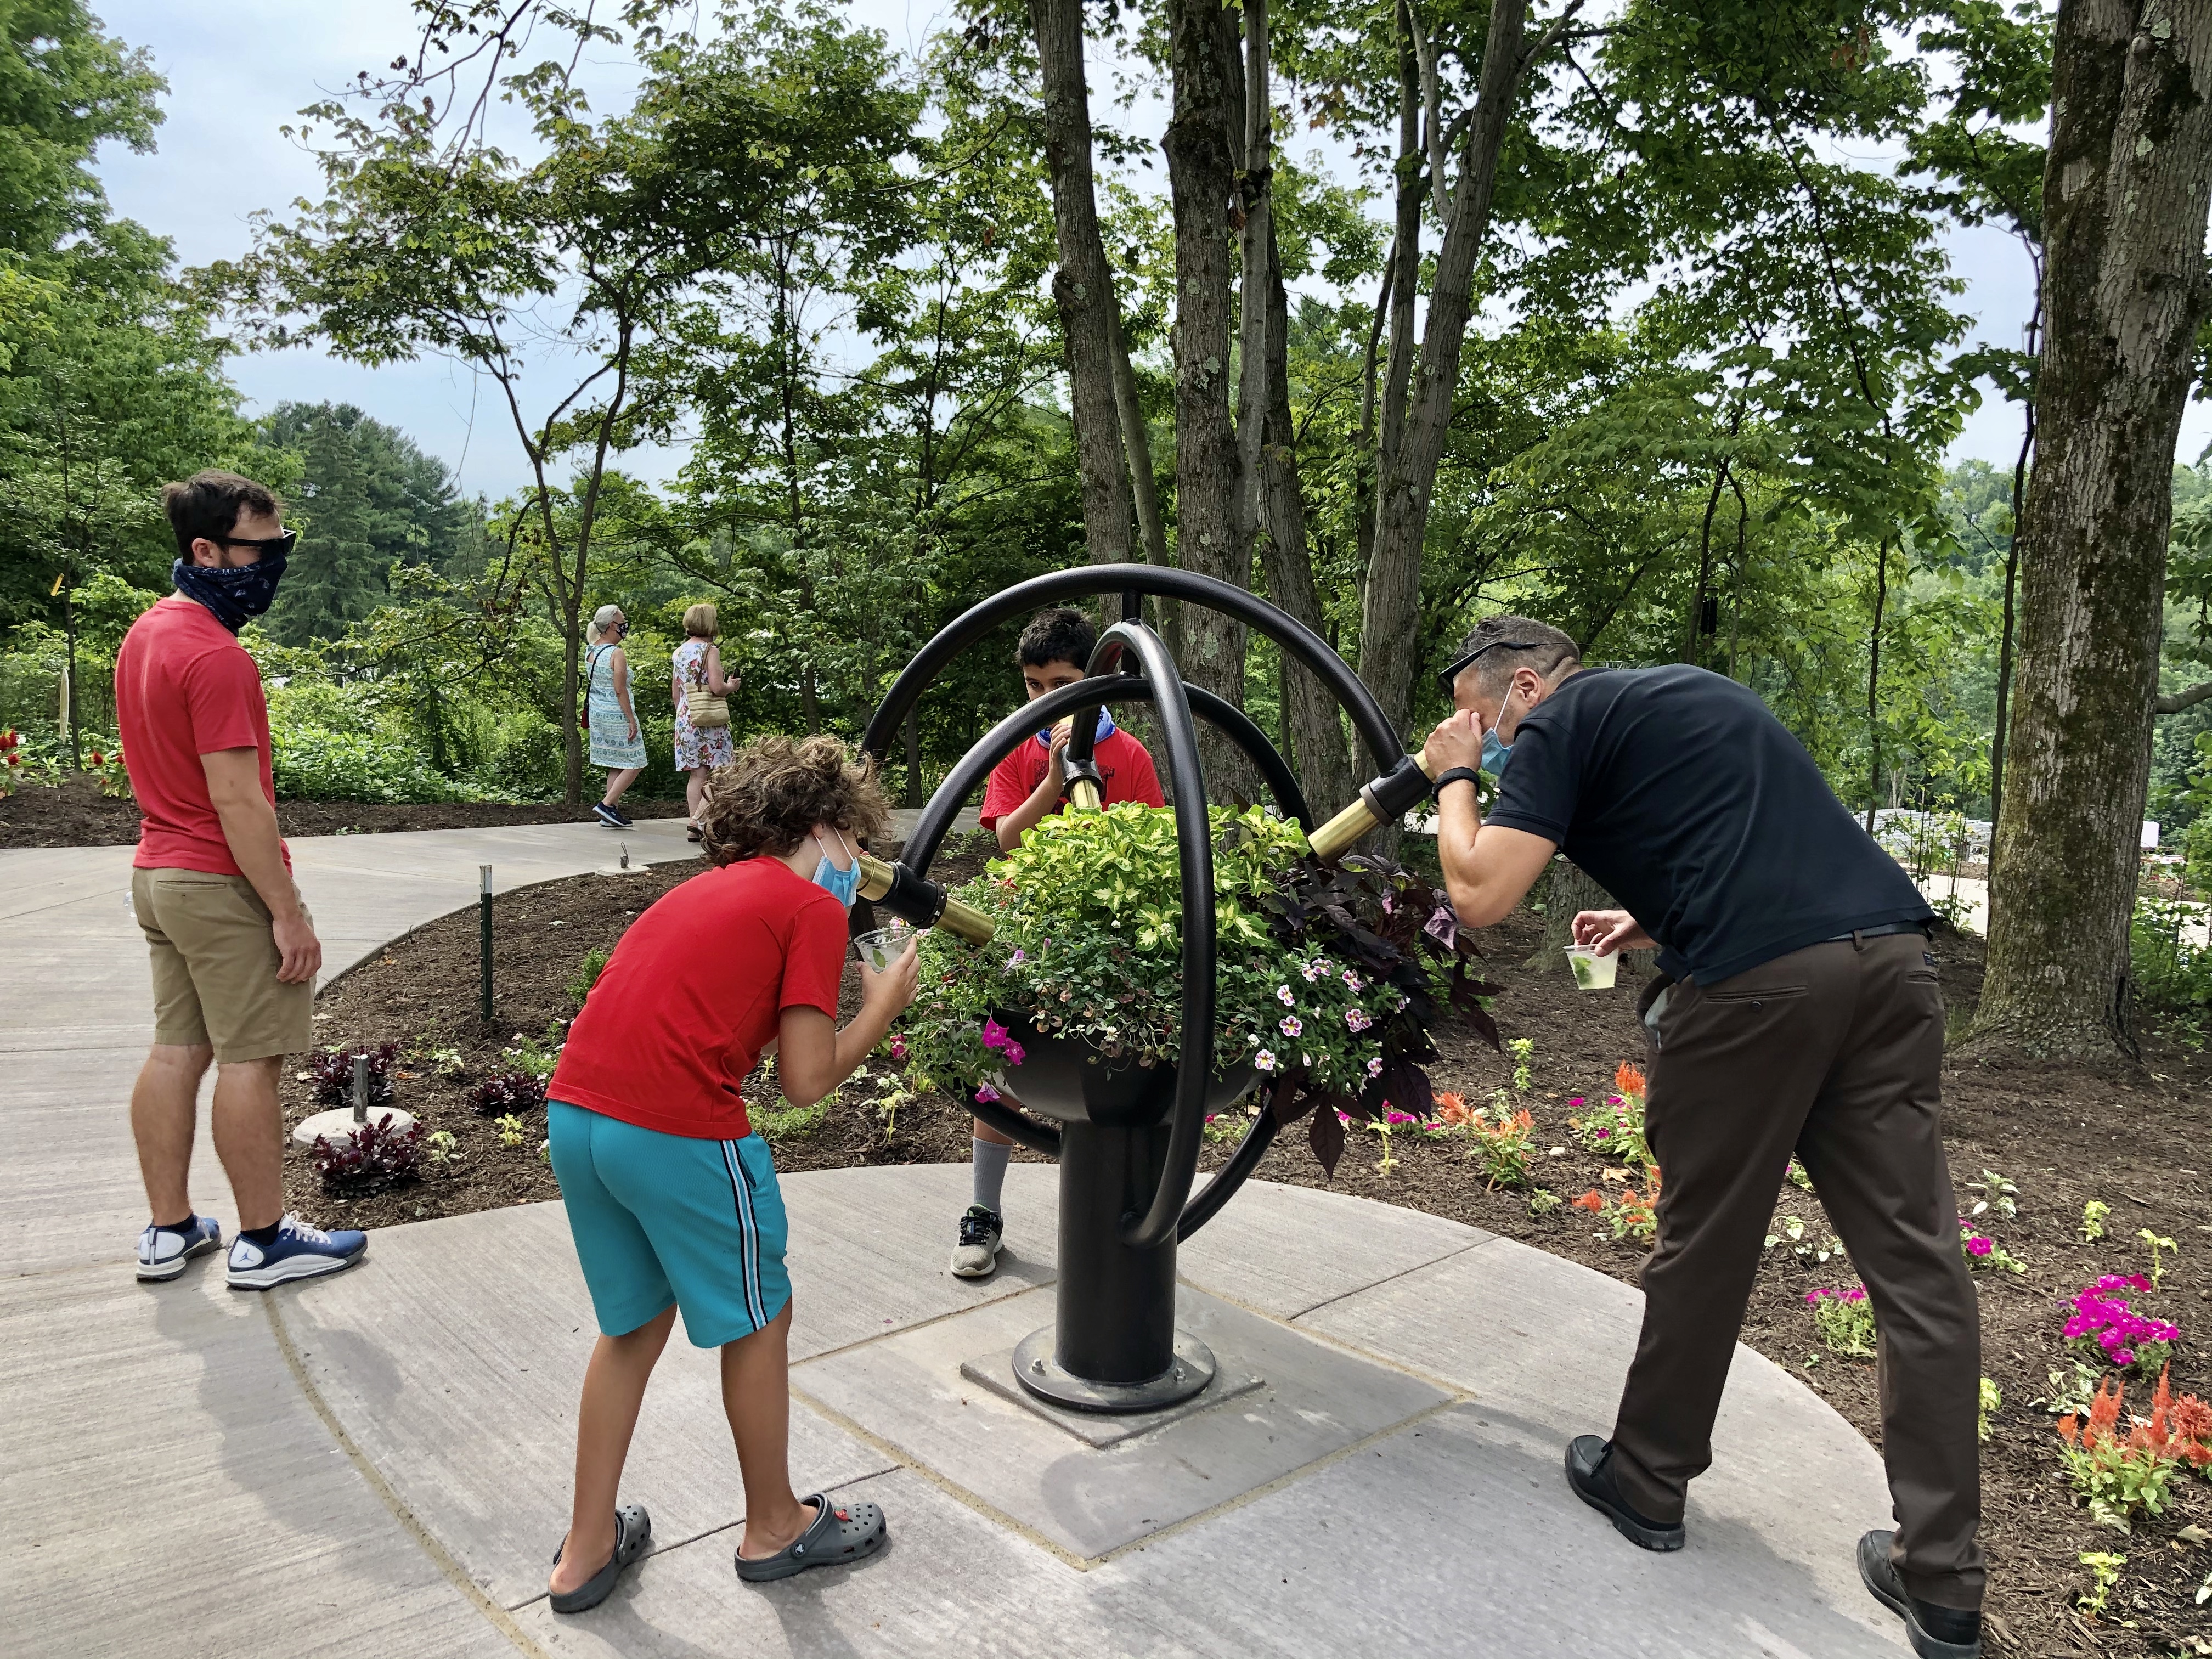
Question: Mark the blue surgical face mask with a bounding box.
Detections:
[1036,706,1116,748]
[811,828,860,908]
[1481,727,1513,777]
[172,550,289,634]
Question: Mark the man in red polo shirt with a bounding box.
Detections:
[115,470,365,1290]
[956,606,1165,1278]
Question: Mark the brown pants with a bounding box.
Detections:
[1610,930,1983,1610]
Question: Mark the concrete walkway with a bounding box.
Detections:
[2,823,1904,1658]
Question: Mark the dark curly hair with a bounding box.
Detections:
[698,735,893,866]
[1017,605,1096,670]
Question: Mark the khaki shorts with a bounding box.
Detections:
[132,867,314,1062]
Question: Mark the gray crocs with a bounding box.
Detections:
[550,1504,652,1613]
[734,1494,887,1582]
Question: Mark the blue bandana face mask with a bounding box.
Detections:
[1481,727,1513,777]
[172,551,289,634]
[1036,706,1116,748]
[811,829,860,908]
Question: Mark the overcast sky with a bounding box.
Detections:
[91,1,2201,505]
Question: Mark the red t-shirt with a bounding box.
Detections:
[550,857,848,1139]
[114,596,287,875]
[979,726,1165,831]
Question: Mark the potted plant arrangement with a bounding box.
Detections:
[895,802,1500,1171]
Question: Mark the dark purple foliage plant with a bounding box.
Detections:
[313,1114,422,1195]
[467,1069,547,1116]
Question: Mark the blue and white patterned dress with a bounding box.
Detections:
[672,638,736,772]
[585,645,647,769]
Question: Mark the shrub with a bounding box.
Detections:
[310,1040,401,1109]
[2063,1274,2180,1374]
[272,723,474,803]
[1806,1285,1877,1358]
[313,1114,422,1195]
[80,736,131,798]
[567,946,611,1006]
[467,1069,547,1116]
[2056,1369,2209,1532]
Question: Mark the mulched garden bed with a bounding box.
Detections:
[0,770,686,849]
[282,843,2212,1655]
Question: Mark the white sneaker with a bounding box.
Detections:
[137,1215,222,1281]
[950,1205,1003,1279]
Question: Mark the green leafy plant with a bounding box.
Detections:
[79,735,130,798]
[2075,1551,2126,1617]
[1806,1286,1877,1358]
[1965,1169,2018,1220]
[1466,1104,1536,1190]
[502,1033,560,1079]
[2036,1360,2104,1419]
[1767,1213,1846,1267]
[1960,1220,2025,1273]
[896,803,1498,1177]
[1526,1188,1560,1217]
[1567,1061,1650,1167]
[2140,1227,2179,1291]
[424,1128,462,1166]
[424,1047,467,1080]
[2057,1372,2191,1533]
[567,946,610,1006]
[1507,1036,1534,1094]
[2082,1199,2111,1242]
[1978,1376,2000,1443]
[755,1101,826,1142]
[1785,1156,1814,1192]
[493,1113,528,1148]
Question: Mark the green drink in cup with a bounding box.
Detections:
[855,918,917,972]
[1565,945,1618,991]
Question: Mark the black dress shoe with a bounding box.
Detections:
[1858,1530,1981,1657]
[1564,1435,1684,1551]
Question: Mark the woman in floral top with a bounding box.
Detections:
[672,603,738,840]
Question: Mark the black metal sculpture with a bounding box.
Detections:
[855,566,1436,1413]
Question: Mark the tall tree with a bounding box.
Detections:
[1970,0,2212,1058]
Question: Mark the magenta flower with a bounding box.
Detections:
[1007,948,1025,968]
[975,1084,1002,1104]
[1965,1235,1992,1258]
[1567,1096,1585,1107]
[1280,1015,1303,1038]
[889,1035,907,1062]
[982,1016,1012,1049]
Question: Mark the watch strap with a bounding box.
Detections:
[1434,766,1483,795]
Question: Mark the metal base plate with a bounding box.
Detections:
[1009,1324,1216,1414]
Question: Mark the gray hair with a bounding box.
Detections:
[1454,614,1581,696]
[589,603,624,643]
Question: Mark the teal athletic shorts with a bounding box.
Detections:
[547,1100,792,1347]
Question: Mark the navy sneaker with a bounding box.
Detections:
[137,1215,222,1282]
[593,803,631,828]
[227,1216,368,1290]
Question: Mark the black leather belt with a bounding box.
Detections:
[1823,919,1931,943]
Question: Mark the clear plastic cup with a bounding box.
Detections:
[855,918,917,972]
[1565,946,1619,991]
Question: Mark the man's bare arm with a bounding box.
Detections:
[202,747,321,985]
[1423,710,1557,928]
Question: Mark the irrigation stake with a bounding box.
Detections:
[350,1052,369,1126]
[479,864,494,1023]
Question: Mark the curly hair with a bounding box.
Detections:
[698,735,892,866]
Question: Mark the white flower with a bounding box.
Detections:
[1277,984,1296,1006]
[1255,1049,1277,1072]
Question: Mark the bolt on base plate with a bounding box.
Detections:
[1011,1325,1217,1414]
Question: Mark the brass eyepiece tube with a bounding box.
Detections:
[856,853,997,946]
[1306,751,1439,863]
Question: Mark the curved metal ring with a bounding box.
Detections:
[1084,620,1213,1253]
[859,564,1401,776]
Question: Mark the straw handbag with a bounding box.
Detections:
[684,656,731,729]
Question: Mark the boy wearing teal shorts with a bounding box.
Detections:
[542,735,918,1612]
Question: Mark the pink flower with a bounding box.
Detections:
[1342,970,1363,992]
[1345,1008,1370,1032]
[1277,984,1296,1006]
[982,1016,1012,1049]
[1965,1235,1992,1258]
[1003,1041,1025,1066]
[975,1084,1002,1104]
[1366,1057,1384,1077]
[889,1035,907,1062]
[1255,1049,1277,1072]
[1567,1097,1585,1107]
[1007,949,1025,968]
[1280,1015,1302,1038]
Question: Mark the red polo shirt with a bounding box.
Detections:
[114,595,287,875]
[550,857,848,1139]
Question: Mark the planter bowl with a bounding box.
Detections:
[989,1010,1257,1128]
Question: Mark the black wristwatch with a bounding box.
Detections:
[1433,767,1483,797]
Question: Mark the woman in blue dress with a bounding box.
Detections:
[585,605,647,828]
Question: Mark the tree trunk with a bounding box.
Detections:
[1257,218,1357,814]
[1029,0,1136,568]
[1164,0,1250,790]
[1360,0,1534,751]
[1863,538,1888,833]
[1968,0,2212,1060]
[1988,400,2033,829]
[561,606,584,804]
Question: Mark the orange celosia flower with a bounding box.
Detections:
[1615,1060,1646,1099]
[1434,1091,1472,1126]
[1572,1189,1605,1213]
[2058,1414,2079,1446]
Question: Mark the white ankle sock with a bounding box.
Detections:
[971,1137,1011,1216]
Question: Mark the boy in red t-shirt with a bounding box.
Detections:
[541,736,917,1609]
[957,606,1165,1278]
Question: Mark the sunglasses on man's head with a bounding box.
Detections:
[217,529,298,557]
[1436,639,1546,701]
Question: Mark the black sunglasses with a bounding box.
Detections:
[1436,639,1545,701]
[217,529,298,557]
